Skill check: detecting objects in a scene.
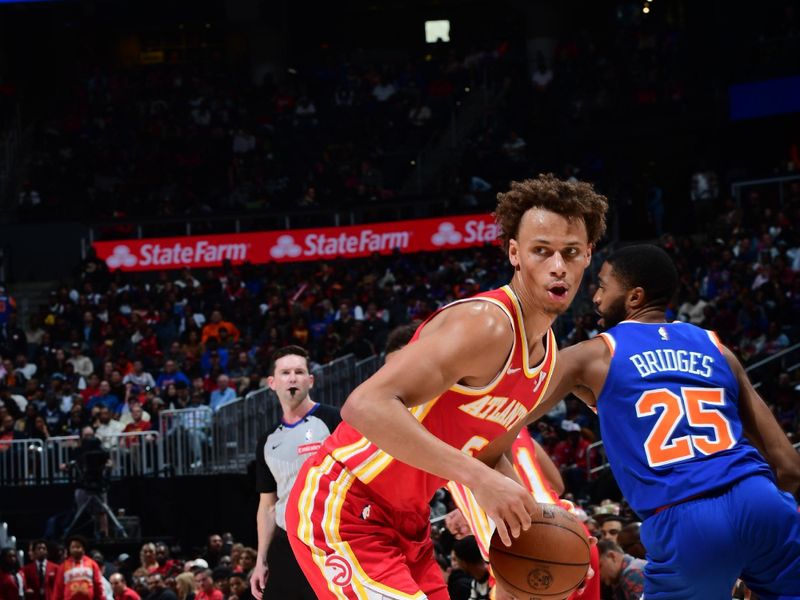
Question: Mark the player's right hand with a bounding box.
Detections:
[250,562,268,599]
[472,471,535,546]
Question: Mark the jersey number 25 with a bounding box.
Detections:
[635,387,736,468]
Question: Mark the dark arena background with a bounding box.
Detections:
[0,0,798,597]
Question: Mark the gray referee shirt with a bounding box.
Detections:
[255,402,341,530]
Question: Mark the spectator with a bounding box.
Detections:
[147,546,173,580]
[123,362,156,395]
[53,536,105,600]
[201,537,224,572]
[155,362,190,392]
[201,312,240,346]
[122,403,151,433]
[598,516,625,543]
[617,522,646,561]
[80,374,102,406]
[68,343,95,378]
[236,550,255,581]
[452,536,491,600]
[677,289,707,325]
[86,382,124,416]
[22,539,58,600]
[172,573,195,600]
[95,407,124,449]
[42,393,67,435]
[192,571,220,600]
[597,540,646,600]
[552,419,590,496]
[110,573,140,600]
[0,547,25,600]
[209,376,236,413]
[144,573,176,600]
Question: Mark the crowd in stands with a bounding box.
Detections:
[0,532,269,600]
[17,44,511,224]
[5,172,800,600]
[2,170,800,479]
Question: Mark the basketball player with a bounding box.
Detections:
[532,245,800,599]
[251,346,341,600]
[285,174,609,600]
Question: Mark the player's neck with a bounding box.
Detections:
[508,280,557,342]
[625,307,666,324]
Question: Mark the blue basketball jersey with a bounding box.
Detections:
[596,321,773,520]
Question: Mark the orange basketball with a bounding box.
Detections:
[489,503,591,599]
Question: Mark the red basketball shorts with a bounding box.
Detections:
[285,452,449,600]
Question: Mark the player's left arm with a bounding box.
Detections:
[524,338,608,426]
[723,346,800,493]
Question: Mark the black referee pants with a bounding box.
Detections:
[265,526,316,599]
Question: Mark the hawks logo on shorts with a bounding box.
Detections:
[324,555,353,587]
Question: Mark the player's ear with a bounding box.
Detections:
[627,286,646,309]
[267,375,276,391]
[308,374,314,389]
[585,244,593,267]
[508,239,520,270]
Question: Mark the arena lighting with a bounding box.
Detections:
[643,5,650,13]
[425,20,450,43]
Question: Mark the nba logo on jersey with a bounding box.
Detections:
[305,429,313,441]
[658,326,669,341]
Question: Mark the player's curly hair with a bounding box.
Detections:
[493,174,609,251]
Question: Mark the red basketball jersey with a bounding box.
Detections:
[319,285,558,515]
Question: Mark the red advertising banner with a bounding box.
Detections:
[92,214,501,272]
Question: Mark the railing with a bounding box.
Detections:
[311,355,357,408]
[45,435,81,483]
[85,197,455,243]
[2,351,383,485]
[355,355,383,388]
[745,342,800,390]
[586,440,609,476]
[730,174,800,207]
[0,439,46,485]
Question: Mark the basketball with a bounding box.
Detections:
[489,503,591,599]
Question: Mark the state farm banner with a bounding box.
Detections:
[92,214,500,272]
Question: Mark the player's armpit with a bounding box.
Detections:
[725,346,800,493]
[524,338,607,425]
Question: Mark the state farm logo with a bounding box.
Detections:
[106,245,138,269]
[270,235,302,259]
[323,554,352,587]
[431,222,462,246]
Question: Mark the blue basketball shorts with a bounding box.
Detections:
[640,474,800,600]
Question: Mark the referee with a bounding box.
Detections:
[251,345,341,600]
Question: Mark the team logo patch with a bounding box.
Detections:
[361,504,371,520]
[324,554,353,587]
[527,567,553,590]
